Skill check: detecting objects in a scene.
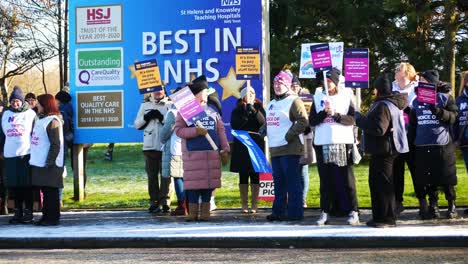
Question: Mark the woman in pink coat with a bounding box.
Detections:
[174,75,230,221]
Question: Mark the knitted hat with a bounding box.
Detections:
[188,75,209,95]
[25,92,36,100]
[9,86,24,103]
[240,85,255,99]
[374,73,393,96]
[421,70,439,84]
[55,90,72,103]
[292,74,300,86]
[273,70,293,88]
[325,68,341,86]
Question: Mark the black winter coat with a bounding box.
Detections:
[229,100,266,173]
[409,87,458,186]
[355,93,408,156]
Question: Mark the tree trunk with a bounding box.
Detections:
[58,0,64,89]
[64,0,69,87]
[0,78,7,106]
[443,0,459,97]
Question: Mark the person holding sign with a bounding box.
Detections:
[454,71,468,172]
[1,86,36,224]
[30,94,64,226]
[409,70,458,219]
[265,69,308,221]
[174,76,230,222]
[230,84,265,214]
[134,88,172,214]
[391,62,419,216]
[310,68,359,226]
[355,74,409,227]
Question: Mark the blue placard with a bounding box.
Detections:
[231,129,271,173]
[70,0,264,143]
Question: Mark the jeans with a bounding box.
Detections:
[301,164,309,202]
[174,178,185,201]
[186,189,213,203]
[271,155,303,220]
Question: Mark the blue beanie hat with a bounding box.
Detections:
[9,86,24,103]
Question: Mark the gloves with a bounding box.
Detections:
[144,109,164,122]
[220,151,229,166]
[245,104,256,115]
[304,126,311,135]
[196,127,208,136]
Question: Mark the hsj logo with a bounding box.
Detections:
[86,7,111,25]
[221,0,241,6]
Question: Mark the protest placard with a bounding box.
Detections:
[134,59,163,94]
[417,82,437,105]
[344,48,369,88]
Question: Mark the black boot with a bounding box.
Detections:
[20,208,34,224]
[0,188,7,215]
[447,200,457,219]
[428,200,440,219]
[9,208,23,224]
[418,198,429,220]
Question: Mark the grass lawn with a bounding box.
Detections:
[62,143,468,210]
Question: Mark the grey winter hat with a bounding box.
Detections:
[188,75,209,95]
[421,70,439,85]
[9,86,24,103]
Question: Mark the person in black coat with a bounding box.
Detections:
[230,85,265,214]
[355,73,409,227]
[409,70,458,219]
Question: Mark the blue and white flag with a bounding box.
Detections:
[231,129,271,173]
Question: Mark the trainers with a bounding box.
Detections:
[266,214,286,222]
[148,205,161,214]
[161,205,171,214]
[346,210,360,225]
[366,219,396,228]
[316,211,328,226]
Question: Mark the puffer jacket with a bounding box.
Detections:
[174,105,230,190]
[160,109,183,178]
[133,96,171,151]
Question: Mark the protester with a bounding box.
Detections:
[0,86,37,224]
[207,86,222,211]
[230,84,265,214]
[134,88,172,214]
[265,69,308,221]
[174,75,230,221]
[409,70,458,219]
[25,93,38,113]
[455,71,468,172]
[30,94,64,226]
[391,62,419,216]
[290,75,315,207]
[160,93,183,216]
[55,90,73,203]
[310,68,359,225]
[104,143,114,161]
[355,73,409,227]
[0,100,7,215]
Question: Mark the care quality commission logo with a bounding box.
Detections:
[75,47,123,86]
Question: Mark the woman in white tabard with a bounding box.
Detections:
[0,86,36,224]
[30,94,65,226]
[265,69,308,221]
[309,68,359,226]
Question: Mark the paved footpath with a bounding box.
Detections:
[0,208,467,248]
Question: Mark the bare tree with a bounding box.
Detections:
[0,3,54,104]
